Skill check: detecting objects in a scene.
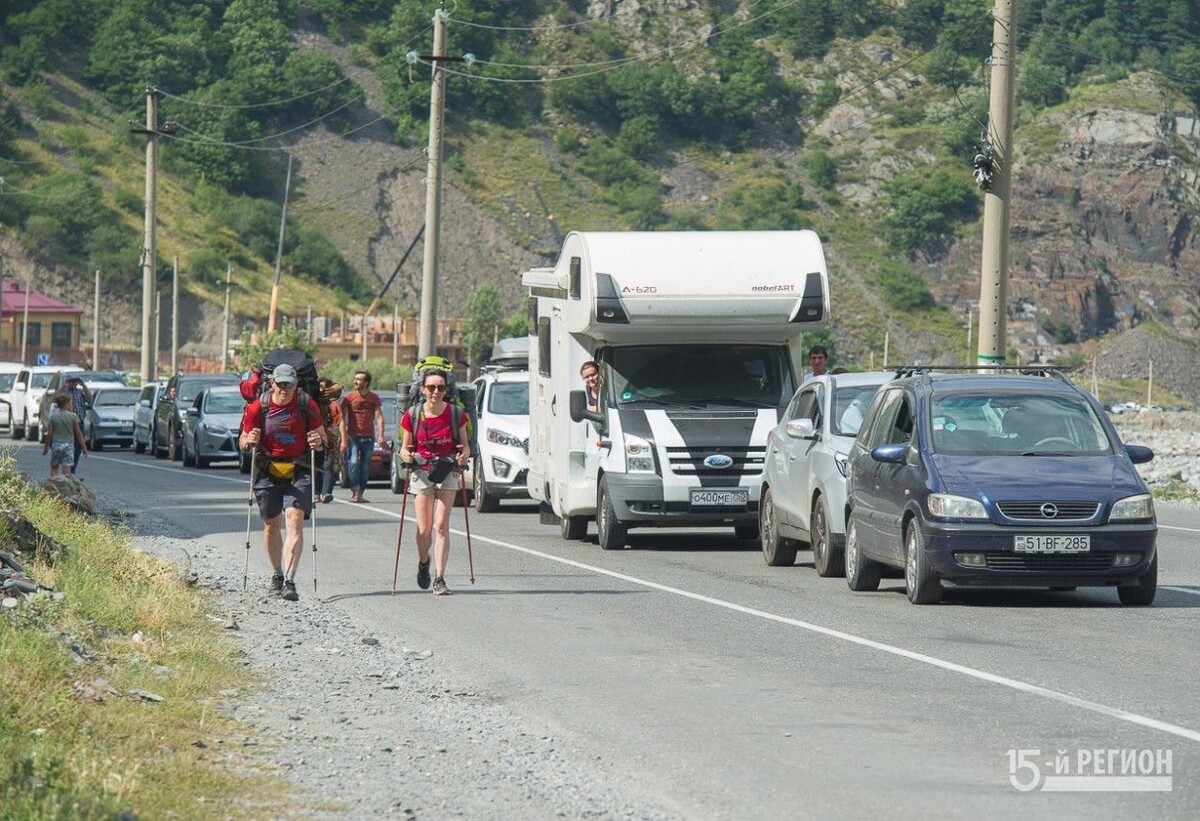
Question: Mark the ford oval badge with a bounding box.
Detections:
[704,454,734,469]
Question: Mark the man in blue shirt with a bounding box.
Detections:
[65,375,91,472]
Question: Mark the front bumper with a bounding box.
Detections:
[197,430,240,460]
[604,472,759,528]
[921,519,1157,586]
[93,420,135,444]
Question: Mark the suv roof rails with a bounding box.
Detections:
[890,364,1074,384]
[479,363,528,374]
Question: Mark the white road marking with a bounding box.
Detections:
[84,453,1200,741]
[1161,586,1200,597]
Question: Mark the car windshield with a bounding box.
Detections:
[0,374,14,392]
[488,382,529,415]
[94,389,139,406]
[930,391,1114,456]
[32,372,55,388]
[180,378,234,403]
[205,392,245,414]
[609,344,794,409]
[832,383,885,436]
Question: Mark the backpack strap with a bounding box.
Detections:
[408,401,465,449]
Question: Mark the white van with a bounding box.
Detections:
[0,361,22,432]
[522,230,830,549]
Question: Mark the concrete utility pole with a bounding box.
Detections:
[20,278,30,363]
[975,0,1017,370]
[134,88,161,383]
[417,6,449,358]
[92,268,101,369]
[222,265,232,372]
[171,254,179,374]
[267,155,293,334]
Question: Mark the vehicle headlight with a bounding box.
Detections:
[203,422,230,436]
[625,436,656,473]
[486,428,523,449]
[927,493,988,520]
[1110,493,1154,521]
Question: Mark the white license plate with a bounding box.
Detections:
[1014,534,1091,553]
[690,488,748,508]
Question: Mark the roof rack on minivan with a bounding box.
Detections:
[889,364,1074,384]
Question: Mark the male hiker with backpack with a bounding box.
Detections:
[239,363,326,602]
[339,369,386,504]
[398,367,470,596]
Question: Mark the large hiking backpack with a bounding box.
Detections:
[400,354,475,451]
[238,348,327,472]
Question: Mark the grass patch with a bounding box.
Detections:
[0,453,285,819]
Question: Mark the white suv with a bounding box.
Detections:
[8,364,77,441]
[0,361,22,432]
[470,368,531,512]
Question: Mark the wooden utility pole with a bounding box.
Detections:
[171,254,179,374]
[222,265,232,372]
[92,268,101,369]
[418,6,449,358]
[267,155,293,333]
[975,0,1017,370]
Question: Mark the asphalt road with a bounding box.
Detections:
[11,440,1200,818]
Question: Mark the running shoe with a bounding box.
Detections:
[432,576,450,596]
[270,573,285,592]
[417,560,431,590]
[281,580,299,601]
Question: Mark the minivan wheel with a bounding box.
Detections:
[904,523,941,604]
[1117,554,1157,606]
[596,478,627,551]
[845,512,881,592]
[812,495,844,577]
[760,487,797,567]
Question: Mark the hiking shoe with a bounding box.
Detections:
[417,561,431,590]
[432,577,450,596]
[281,580,299,601]
[270,573,285,592]
[320,493,334,504]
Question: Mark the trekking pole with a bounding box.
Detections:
[390,465,410,594]
[310,448,319,594]
[242,451,258,592]
[458,465,475,584]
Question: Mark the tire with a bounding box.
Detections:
[845,511,882,592]
[88,427,101,452]
[560,514,587,540]
[238,451,252,474]
[759,487,797,567]
[1117,554,1157,606]
[734,524,759,541]
[390,461,404,495]
[153,428,165,459]
[812,495,845,578]
[134,433,146,454]
[182,436,195,467]
[12,412,25,440]
[904,522,941,604]
[339,463,350,489]
[194,437,210,469]
[596,477,627,551]
[168,426,181,461]
[474,462,499,513]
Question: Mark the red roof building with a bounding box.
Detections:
[0,280,84,364]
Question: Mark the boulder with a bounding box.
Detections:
[41,475,96,516]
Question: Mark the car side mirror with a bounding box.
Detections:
[15,381,26,391]
[568,389,606,432]
[786,418,816,439]
[186,408,199,417]
[1125,444,1154,465]
[870,443,908,464]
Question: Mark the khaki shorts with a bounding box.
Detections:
[407,467,462,496]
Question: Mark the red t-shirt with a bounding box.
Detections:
[241,393,322,460]
[342,389,382,437]
[401,402,466,460]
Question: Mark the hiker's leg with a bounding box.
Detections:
[432,488,455,578]
[415,490,434,563]
[262,512,284,571]
[282,506,305,578]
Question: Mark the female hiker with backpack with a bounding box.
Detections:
[398,369,470,596]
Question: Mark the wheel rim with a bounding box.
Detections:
[598,487,610,541]
[846,519,858,577]
[812,501,825,564]
[474,463,482,496]
[905,527,916,592]
[760,490,776,558]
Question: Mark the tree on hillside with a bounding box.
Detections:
[462,283,504,372]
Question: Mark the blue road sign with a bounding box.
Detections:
[37,353,50,365]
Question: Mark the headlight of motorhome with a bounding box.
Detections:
[625,436,655,473]
[486,428,523,449]
[1110,493,1154,521]
[927,493,987,520]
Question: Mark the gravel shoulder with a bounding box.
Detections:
[119,503,677,819]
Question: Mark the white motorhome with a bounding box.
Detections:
[522,230,830,550]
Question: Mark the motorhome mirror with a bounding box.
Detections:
[568,389,604,429]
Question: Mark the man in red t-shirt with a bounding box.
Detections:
[338,369,385,503]
[240,363,325,601]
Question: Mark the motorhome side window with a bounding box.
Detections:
[537,317,551,378]
[607,344,795,409]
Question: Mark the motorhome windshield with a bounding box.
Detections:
[608,344,794,409]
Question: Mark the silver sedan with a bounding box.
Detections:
[182,386,245,468]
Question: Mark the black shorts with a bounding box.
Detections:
[253,470,313,520]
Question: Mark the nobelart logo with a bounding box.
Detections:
[1008,748,1173,792]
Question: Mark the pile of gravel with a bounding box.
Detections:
[1093,327,1200,405]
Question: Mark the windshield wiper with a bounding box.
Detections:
[619,397,702,409]
[705,396,770,408]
